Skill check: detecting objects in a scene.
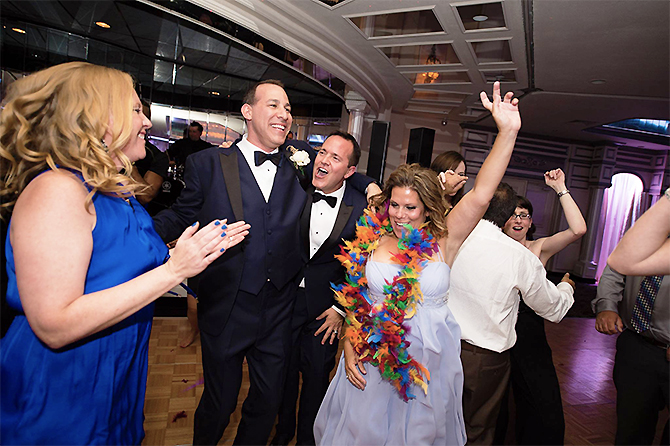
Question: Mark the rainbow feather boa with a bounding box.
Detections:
[332,208,439,402]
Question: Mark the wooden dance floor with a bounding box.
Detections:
[142,317,668,445]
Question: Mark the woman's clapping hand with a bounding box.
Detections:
[165,219,250,281]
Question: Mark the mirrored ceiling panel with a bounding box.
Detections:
[480,69,517,83]
[470,39,512,64]
[379,43,460,67]
[411,90,470,103]
[456,2,506,31]
[0,0,344,118]
[349,9,444,39]
[403,70,471,85]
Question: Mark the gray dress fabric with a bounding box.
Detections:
[314,254,466,446]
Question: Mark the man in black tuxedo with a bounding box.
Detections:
[271,132,368,446]
[154,80,308,445]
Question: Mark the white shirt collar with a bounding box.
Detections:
[315,181,346,201]
[237,134,279,157]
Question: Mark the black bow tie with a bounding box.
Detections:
[254,151,283,167]
[312,192,337,208]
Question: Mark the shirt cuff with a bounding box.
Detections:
[331,305,345,317]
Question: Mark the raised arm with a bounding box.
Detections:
[608,188,670,275]
[12,171,249,349]
[534,168,587,265]
[443,81,520,263]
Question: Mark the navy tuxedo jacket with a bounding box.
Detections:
[153,141,310,335]
[300,184,367,321]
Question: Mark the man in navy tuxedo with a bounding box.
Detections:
[154,80,310,445]
[271,132,368,446]
[154,81,374,445]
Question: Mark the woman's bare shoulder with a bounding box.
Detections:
[13,169,93,225]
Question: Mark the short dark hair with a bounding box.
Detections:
[516,195,537,240]
[483,182,517,228]
[189,121,203,133]
[326,131,361,167]
[243,79,285,106]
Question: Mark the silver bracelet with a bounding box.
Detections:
[557,189,570,198]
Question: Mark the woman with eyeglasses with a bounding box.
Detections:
[497,167,587,445]
[430,151,468,210]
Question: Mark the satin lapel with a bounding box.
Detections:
[218,149,244,221]
[312,197,353,261]
[300,186,314,260]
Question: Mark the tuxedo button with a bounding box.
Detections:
[268,250,272,255]
[267,229,272,235]
[266,210,271,215]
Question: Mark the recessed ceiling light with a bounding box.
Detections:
[12,27,26,34]
[95,21,111,29]
[210,91,220,96]
[591,79,606,85]
[473,15,489,22]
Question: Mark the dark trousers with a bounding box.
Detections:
[193,281,296,446]
[495,303,565,445]
[613,329,669,445]
[274,288,339,446]
[461,341,511,445]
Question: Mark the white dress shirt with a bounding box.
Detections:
[299,183,345,288]
[237,134,278,202]
[448,219,574,353]
[300,183,347,318]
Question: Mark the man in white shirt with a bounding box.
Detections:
[449,183,575,445]
[271,132,368,446]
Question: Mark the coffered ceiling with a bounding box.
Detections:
[192,0,669,150]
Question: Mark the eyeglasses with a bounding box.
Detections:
[511,213,531,220]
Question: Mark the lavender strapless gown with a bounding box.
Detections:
[314,257,466,445]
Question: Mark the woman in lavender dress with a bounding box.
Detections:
[315,82,521,445]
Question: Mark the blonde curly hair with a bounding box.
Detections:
[370,163,449,239]
[0,61,142,218]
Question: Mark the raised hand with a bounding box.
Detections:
[480,81,521,133]
[166,219,250,281]
[544,168,566,192]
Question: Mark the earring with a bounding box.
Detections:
[101,140,108,151]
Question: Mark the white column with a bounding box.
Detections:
[344,90,367,143]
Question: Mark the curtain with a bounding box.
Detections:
[595,173,643,281]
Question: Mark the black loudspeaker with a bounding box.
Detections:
[366,121,390,184]
[407,127,435,167]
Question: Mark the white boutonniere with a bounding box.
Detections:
[287,145,310,174]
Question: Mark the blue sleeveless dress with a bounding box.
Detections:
[1,178,168,445]
[314,254,467,445]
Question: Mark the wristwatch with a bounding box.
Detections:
[557,190,570,198]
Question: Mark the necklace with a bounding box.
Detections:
[333,208,439,401]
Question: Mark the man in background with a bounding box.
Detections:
[168,121,213,167]
[449,183,575,445]
[593,265,668,445]
[130,100,169,215]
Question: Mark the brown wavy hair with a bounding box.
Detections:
[371,163,448,239]
[429,150,466,206]
[0,61,141,218]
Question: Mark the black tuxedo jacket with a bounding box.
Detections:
[153,141,310,335]
[300,184,367,321]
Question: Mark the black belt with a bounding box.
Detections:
[638,333,669,349]
[460,340,500,355]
